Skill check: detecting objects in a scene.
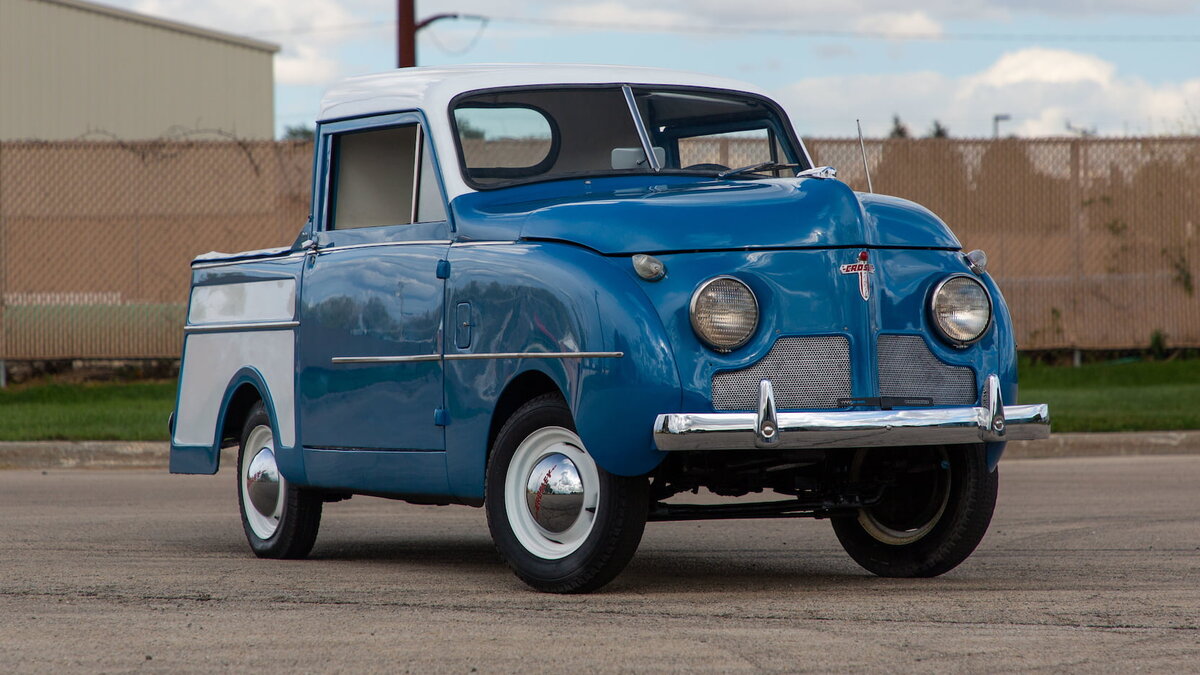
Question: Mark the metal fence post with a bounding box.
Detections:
[0,141,6,385]
[1068,139,1083,365]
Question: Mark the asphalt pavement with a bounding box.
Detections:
[1,455,1198,672]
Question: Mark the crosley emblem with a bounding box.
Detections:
[840,250,875,301]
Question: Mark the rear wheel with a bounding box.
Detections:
[485,394,649,593]
[237,401,322,559]
[831,444,997,577]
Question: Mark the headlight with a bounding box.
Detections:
[931,275,992,346]
[690,276,758,352]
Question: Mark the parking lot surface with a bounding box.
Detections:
[2,455,1198,673]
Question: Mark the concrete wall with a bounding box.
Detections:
[0,0,277,140]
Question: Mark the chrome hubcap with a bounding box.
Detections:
[241,425,284,540]
[524,453,584,534]
[505,426,600,560]
[247,447,281,520]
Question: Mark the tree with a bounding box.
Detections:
[928,120,950,138]
[888,115,910,139]
[283,124,314,141]
[456,117,485,139]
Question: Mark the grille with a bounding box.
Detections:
[878,334,977,405]
[712,336,851,411]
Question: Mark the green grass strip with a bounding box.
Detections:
[0,381,176,441]
[0,359,1195,440]
[1021,359,1200,433]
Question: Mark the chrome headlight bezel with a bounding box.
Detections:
[930,274,993,347]
[690,276,759,353]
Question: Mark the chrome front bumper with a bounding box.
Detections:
[653,374,1050,452]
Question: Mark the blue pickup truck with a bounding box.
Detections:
[171,64,1050,593]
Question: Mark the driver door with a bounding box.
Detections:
[297,113,450,453]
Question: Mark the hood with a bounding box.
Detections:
[452,175,960,255]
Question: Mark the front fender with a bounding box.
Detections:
[443,242,681,500]
[980,269,1018,470]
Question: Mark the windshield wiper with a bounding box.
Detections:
[716,161,799,178]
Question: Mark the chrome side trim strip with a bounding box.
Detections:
[191,253,306,269]
[184,320,299,333]
[450,241,518,247]
[318,240,451,254]
[331,355,442,364]
[330,351,624,365]
[445,351,624,361]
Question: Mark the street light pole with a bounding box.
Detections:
[992,114,1011,139]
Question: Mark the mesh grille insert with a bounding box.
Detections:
[711,336,851,411]
[878,334,977,405]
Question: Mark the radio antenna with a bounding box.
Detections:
[856,119,874,194]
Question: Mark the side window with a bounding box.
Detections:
[330,123,445,230]
[416,136,446,223]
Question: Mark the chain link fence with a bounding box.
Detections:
[0,141,311,360]
[0,137,1196,361]
[808,138,1199,350]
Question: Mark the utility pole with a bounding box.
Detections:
[398,4,482,68]
[398,0,416,68]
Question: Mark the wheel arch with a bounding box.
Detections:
[221,382,264,451]
[486,369,564,468]
[170,366,291,476]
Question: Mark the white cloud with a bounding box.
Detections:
[275,45,342,86]
[854,11,944,38]
[91,1,1200,136]
[778,48,1200,137]
[546,2,691,29]
[132,0,355,84]
[967,48,1114,89]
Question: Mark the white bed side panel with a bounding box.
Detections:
[188,279,296,325]
[173,330,296,448]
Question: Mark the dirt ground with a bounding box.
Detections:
[1,455,1198,673]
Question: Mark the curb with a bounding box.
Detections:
[1,433,1199,470]
[1003,431,1200,460]
[0,442,234,471]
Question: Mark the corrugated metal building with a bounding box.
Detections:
[0,0,278,140]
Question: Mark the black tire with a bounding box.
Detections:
[485,393,649,593]
[831,444,998,578]
[236,401,322,559]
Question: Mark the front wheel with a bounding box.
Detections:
[485,394,649,593]
[237,401,322,559]
[831,444,997,578]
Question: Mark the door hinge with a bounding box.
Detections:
[433,408,449,426]
[436,259,451,279]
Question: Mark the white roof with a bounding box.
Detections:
[319,63,774,122]
[318,64,802,203]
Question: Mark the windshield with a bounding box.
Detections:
[451,85,807,189]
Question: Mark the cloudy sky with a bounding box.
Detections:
[115,0,1200,138]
